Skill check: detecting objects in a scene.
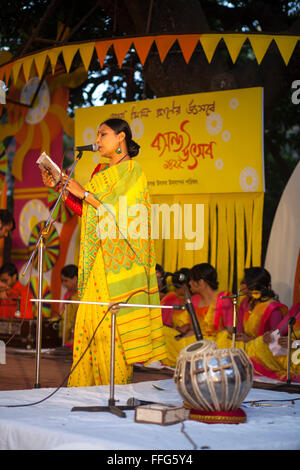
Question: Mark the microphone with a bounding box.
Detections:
[74,144,99,152]
[127,397,164,407]
[164,272,186,282]
[14,296,21,318]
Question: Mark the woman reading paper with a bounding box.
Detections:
[42,118,166,387]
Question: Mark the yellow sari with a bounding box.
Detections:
[68,160,166,387]
[162,291,230,367]
[216,298,288,350]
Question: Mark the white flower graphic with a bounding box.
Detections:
[130,118,144,140]
[19,199,50,245]
[239,167,259,192]
[222,130,231,142]
[93,153,100,164]
[21,78,50,125]
[230,98,239,109]
[215,159,224,170]
[83,126,96,145]
[206,112,223,135]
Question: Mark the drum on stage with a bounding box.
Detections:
[174,340,253,413]
[0,318,62,349]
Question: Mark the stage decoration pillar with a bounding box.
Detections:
[0,64,86,316]
[0,142,8,265]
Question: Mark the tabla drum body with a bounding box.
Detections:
[0,318,62,349]
[174,340,253,412]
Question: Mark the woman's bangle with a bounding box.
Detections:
[83,190,90,200]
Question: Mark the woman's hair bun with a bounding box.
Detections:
[127,139,140,158]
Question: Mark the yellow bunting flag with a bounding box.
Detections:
[12,60,23,84]
[47,47,61,74]
[199,34,223,63]
[1,62,14,84]
[79,43,95,71]
[274,35,299,65]
[22,56,35,83]
[248,35,273,64]
[62,45,79,73]
[223,34,247,63]
[34,52,48,79]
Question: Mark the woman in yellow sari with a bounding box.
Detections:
[216,268,288,377]
[43,118,166,386]
[252,302,300,382]
[245,278,300,382]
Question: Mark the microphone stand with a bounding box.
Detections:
[221,292,246,348]
[182,285,203,341]
[286,316,295,385]
[22,151,83,388]
[32,298,177,417]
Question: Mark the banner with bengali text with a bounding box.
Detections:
[75,87,264,195]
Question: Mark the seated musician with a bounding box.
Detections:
[59,264,79,348]
[0,209,15,239]
[0,263,33,319]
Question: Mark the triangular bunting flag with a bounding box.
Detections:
[199,34,223,63]
[133,36,155,65]
[95,40,113,67]
[113,38,133,68]
[155,35,177,62]
[274,35,299,65]
[47,47,61,74]
[62,45,79,73]
[79,42,95,71]
[34,52,48,78]
[12,60,23,84]
[248,35,273,64]
[22,56,34,83]
[2,62,14,84]
[177,34,201,64]
[223,34,247,63]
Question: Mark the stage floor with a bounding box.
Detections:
[0,347,174,391]
[0,377,299,451]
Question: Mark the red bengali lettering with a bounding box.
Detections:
[151,120,216,170]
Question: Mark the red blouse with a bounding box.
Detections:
[64,163,108,216]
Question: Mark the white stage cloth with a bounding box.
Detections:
[0,379,299,450]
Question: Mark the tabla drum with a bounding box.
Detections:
[174,340,253,413]
[0,318,62,349]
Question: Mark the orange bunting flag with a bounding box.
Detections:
[177,34,201,64]
[113,38,133,68]
[133,37,155,65]
[155,35,177,62]
[95,40,113,67]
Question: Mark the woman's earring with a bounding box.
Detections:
[116,145,122,154]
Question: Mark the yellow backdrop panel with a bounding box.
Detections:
[74,88,264,291]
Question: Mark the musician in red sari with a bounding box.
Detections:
[0,263,33,319]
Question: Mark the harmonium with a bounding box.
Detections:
[0,318,62,349]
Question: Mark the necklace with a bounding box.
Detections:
[116,153,129,164]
